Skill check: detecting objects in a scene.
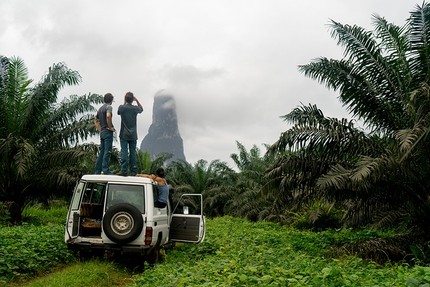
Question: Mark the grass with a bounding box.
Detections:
[17,260,133,287]
[22,201,69,226]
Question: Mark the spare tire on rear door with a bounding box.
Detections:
[103,203,143,244]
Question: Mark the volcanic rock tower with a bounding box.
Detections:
[140,90,186,162]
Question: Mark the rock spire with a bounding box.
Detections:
[140,90,186,162]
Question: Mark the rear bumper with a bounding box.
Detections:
[67,242,152,255]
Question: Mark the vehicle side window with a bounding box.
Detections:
[71,182,85,210]
[106,184,145,213]
[82,183,105,204]
[173,196,202,215]
[80,183,105,219]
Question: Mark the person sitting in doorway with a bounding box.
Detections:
[136,167,168,208]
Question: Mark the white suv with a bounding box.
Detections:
[64,174,206,263]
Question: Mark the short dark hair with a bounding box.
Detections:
[155,167,165,178]
[104,93,114,103]
[125,92,134,104]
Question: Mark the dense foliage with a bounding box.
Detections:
[0,206,74,284]
[131,216,430,287]
[0,224,74,283]
[264,2,430,233]
[0,56,104,223]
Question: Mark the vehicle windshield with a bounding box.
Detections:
[106,184,145,213]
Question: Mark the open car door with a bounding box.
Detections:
[65,181,85,241]
[170,194,206,243]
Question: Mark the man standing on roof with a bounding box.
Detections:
[94,93,115,175]
[117,91,143,176]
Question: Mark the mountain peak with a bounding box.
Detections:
[140,90,186,163]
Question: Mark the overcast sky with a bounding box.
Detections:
[0,0,418,167]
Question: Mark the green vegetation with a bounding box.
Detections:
[1,204,136,287]
[131,217,430,287]
[19,261,133,287]
[22,203,68,226]
[267,2,430,232]
[0,210,74,284]
[2,207,430,287]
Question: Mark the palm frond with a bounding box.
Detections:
[372,15,411,91]
[12,137,36,179]
[45,93,102,129]
[20,62,82,139]
[408,2,430,83]
[0,57,32,137]
[317,164,352,191]
[329,19,402,98]
[272,103,376,162]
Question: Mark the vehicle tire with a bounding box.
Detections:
[147,236,161,266]
[103,203,143,244]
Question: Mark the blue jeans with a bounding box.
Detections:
[95,130,113,174]
[120,138,138,176]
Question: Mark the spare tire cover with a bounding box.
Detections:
[103,203,143,244]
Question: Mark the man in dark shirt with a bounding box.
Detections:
[94,93,115,174]
[117,92,143,176]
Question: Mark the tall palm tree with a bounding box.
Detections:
[269,2,430,231]
[0,56,103,223]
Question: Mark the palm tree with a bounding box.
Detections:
[136,151,172,175]
[269,2,430,231]
[136,150,152,174]
[0,56,103,223]
[228,141,276,221]
[167,159,236,217]
[267,104,384,224]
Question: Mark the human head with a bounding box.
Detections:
[155,167,165,178]
[104,93,114,104]
[125,92,134,104]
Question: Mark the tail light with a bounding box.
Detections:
[145,227,153,245]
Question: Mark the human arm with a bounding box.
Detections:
[136,173,156,181]
[136,173,155,178]
[105,105,114,131]
[94,117,101,132]
[136,174,164,185]
[134,96,143,110]
[106,111,114,132]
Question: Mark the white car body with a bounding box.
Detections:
[64,174,205,260]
